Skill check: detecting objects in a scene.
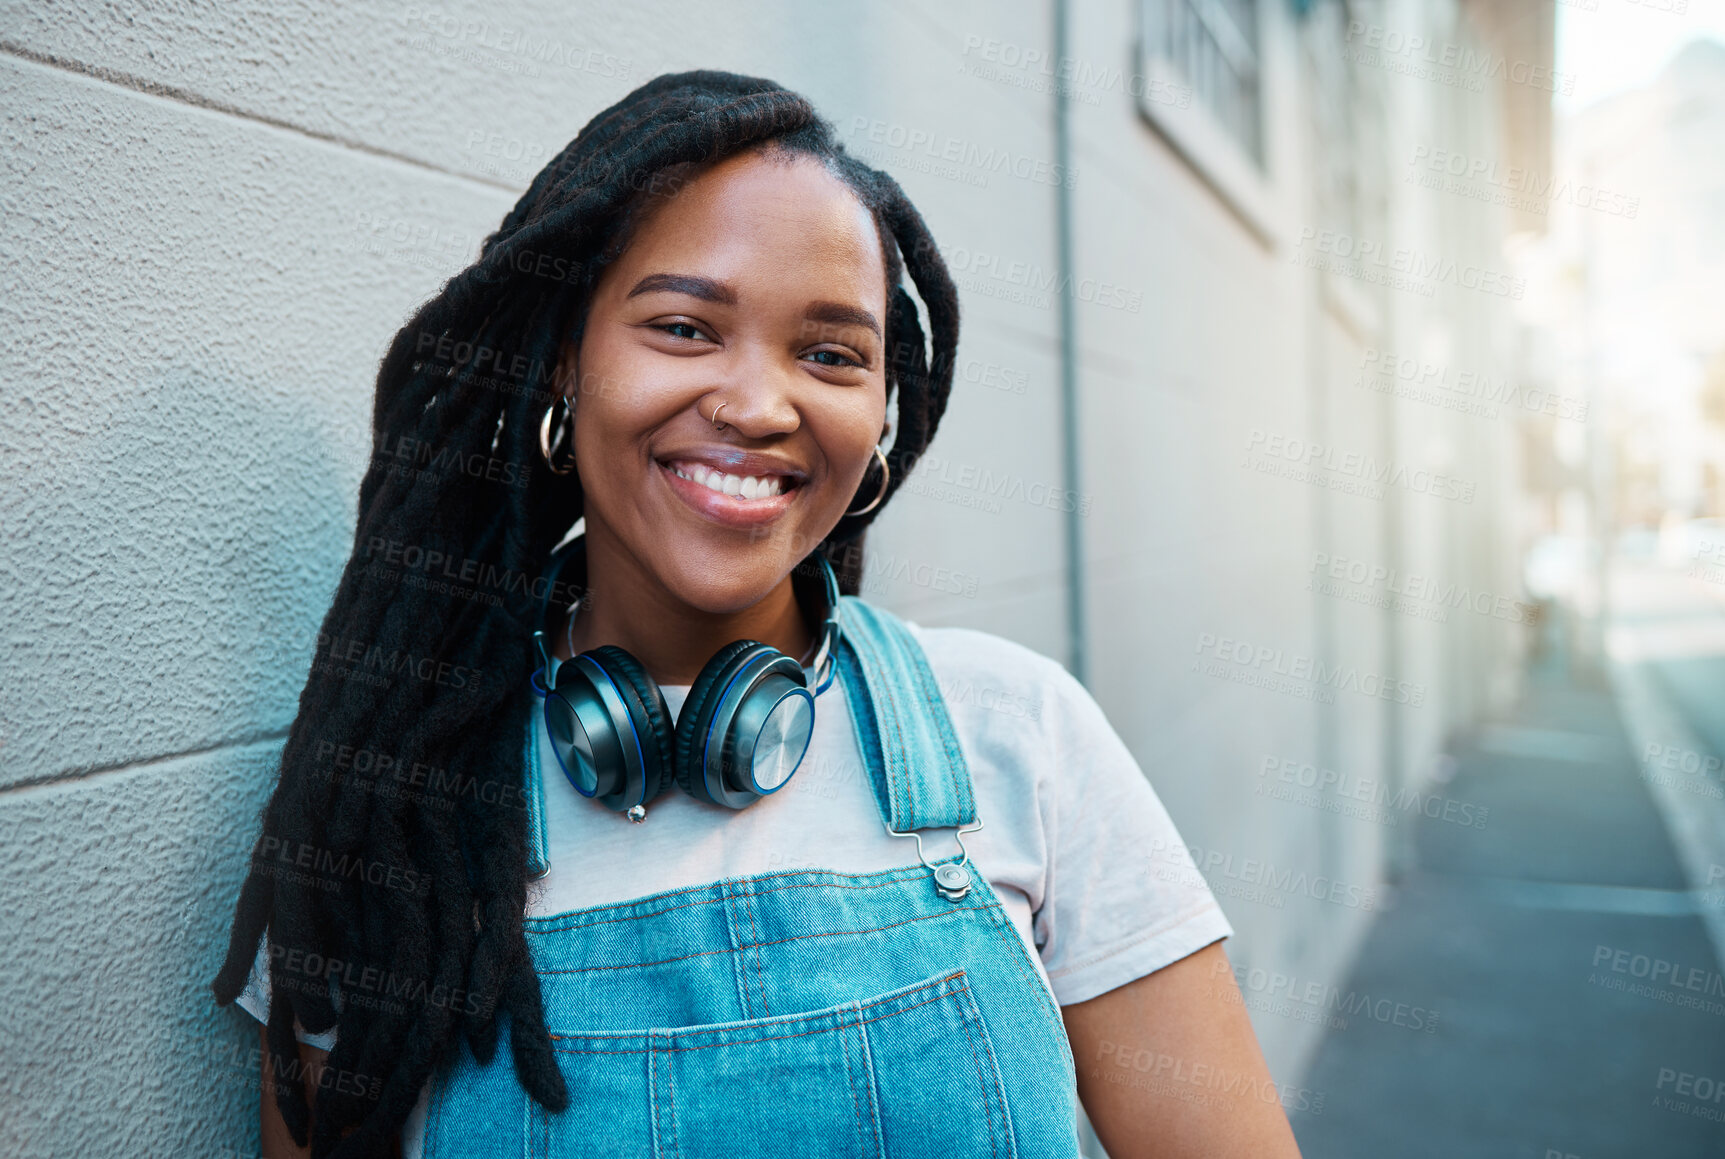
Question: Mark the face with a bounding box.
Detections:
[562,148,889,613]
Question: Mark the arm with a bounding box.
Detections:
[259,1025,403,1159]
[1061,941,1303,1159]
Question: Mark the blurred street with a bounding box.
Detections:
[1290,556,1725,1158]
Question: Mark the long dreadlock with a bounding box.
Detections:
[210,69,961,1158]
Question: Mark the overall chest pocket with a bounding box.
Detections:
[531,969,1017,1159]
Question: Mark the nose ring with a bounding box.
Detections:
[707,401,728,431]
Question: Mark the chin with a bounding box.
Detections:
[650,544,800,614]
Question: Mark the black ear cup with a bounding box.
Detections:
[547,649,673,813]
[673,640,816,808]
[590,645,676,802]
[673,640,762,805]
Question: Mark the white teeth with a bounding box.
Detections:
[669,462,786,500]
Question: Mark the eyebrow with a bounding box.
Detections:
[627,272,737,304]
[804,301,881,340]
[627,272,881,340]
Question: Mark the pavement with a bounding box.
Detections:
[1288,560,1725,1159]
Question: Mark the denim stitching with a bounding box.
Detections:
[951,987,1004,1159]
[880,630,914,830]
[536,1079,549,1159]
[967,877,1061,1023]
[854,1005,887,1159]
[851,605,905,830]
[526,865,935,934]
[647,1035,659,1159]
[898,613,962,826]
[553,970,959,1041]
[899,618,969,823]
[834,628,897,835]
[968,879,1079,1094]
[720,880,754,1021]
[663,1041,681,1159]
[848,601,913,831]
[865,599,976,830]
[648,1036,668,1159]
[536,904,982,976]
[837,1013,873,1155]
[835,606,886,828]
[868,619,905,826]
[742,888,770,1016]
[884,626,919,830]
[549,982,967,1055]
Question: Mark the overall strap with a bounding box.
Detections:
[833,595,977,832]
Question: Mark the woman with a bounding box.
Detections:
[213,70,1301,1159]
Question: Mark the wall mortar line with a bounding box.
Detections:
[0,730,292,797]
[0,40,521,194]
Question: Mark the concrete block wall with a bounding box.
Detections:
[0,0,1532,1151]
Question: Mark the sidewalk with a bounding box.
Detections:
[1288,566,1725,1158]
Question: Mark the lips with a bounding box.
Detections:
[657,456,804,529]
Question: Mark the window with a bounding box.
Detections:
[1138,0,1283,244]
[1146,0,1264,165]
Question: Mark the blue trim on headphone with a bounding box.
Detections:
[698,646,768,799]
[588,656,650,808]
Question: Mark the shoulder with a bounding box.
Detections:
[897,619,1090,738]
[838,595,1110,749]
[901,620,1070,686]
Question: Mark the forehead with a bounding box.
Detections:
[608,150,888,305]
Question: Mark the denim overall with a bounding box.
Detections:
[420,596,1084,1157]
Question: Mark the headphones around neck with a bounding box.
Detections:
[530,536,843,819]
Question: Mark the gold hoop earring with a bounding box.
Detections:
[539,394,577,475]
[844,445,891,516]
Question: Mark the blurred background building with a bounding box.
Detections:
[3,0,1724,1154]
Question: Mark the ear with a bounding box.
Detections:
[555,340,579,405]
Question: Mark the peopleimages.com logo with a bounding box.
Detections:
[1244,428,1477,505]
[1291,227,1525,300]
[1342,20,1576,95]
[1195,631,1428,708]
[1146,838,1379,911]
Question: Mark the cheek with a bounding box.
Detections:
[571,337,671,457]
[568,380,652,514]
[807,395,887,496]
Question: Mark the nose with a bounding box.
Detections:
[703,343,801,438]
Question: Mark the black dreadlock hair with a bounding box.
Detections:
[210,70,961,1158]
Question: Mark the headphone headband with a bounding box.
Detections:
[534,536,843,685]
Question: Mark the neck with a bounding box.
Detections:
[552,524,814,685]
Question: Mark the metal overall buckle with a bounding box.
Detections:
[884,816,984,901]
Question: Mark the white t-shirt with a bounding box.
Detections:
[237,620,1231,1157]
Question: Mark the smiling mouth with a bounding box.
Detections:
[663,459,802,501]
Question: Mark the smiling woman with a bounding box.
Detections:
[211,69,1297,1159]
[553,148,893,666]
